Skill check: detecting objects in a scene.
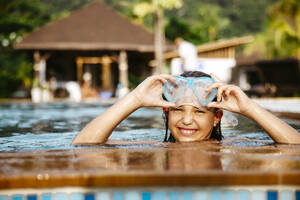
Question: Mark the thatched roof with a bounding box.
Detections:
[15,1,172,52]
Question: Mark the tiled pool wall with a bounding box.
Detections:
[0,186,299,200]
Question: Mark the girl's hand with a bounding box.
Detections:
[131,74,176,108]
[206,74,254,116]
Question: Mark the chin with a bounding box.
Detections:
[173,132,210,142]
[174,135,202,142]
[177,138,197,142]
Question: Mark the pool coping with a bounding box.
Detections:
[1,171,300,189]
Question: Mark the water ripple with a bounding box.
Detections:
[0,103,299,152]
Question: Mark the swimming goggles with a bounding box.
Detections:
[163,76,217,108]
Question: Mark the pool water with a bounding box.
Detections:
[0,102,299,152]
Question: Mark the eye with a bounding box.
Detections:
[196,109,205,114]
[171,108,183,112]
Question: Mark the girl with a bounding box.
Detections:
[72,71,300,145]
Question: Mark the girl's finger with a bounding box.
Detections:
[159,101,176,108]
[210,73,223,83]
[206,82,224,92]
[159,74,176,82]
[224,86,235,97]
[151,75,176,85]
[207,102,224,109]
[151,77,169,85]
[216,85,231,102]
[152,74,176,82]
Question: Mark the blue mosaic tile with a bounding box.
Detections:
[252,190,265,200]
[0,195,9,200]
[41,194,51,200]
[280,190,292,200]
[296,190,300,200]
[267,190,277,200]
[70,193,83,200]
[238,190,250,200]
[113,192,124,200]
[153,191,166,200]
[12,195,23,200]
[96,192,110,200]
[84,194,94,200]
[141,192,151,200]
[210,190,221,200]
[125,192,139,200]
[183,191,193,200]
[194,191,207,200]
[223,190,235,200]
[27,195,37,200]
[54,193,67,200]
[169,191,179,200]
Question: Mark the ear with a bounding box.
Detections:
[163,108,169,115]
[214,110,223,126]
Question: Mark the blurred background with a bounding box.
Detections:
[0,0,299,101]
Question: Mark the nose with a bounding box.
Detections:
[182,111,193,125]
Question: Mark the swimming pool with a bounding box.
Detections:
[0,102,300,199]
[1,102,295,152]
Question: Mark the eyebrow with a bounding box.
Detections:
[195,108,206,112]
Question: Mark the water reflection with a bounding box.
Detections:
[1,143,300,176]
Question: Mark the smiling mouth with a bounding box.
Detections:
[178,128,198,136]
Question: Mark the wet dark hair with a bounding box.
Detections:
[163,71,223,142]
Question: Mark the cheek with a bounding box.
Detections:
[195,113,215,125]
[168,113,178,131]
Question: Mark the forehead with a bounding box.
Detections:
[176,105,215,112]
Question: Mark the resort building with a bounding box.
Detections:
[164,36,254,83]
[14,1,174,102]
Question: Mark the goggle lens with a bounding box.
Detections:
[163,76,216,106]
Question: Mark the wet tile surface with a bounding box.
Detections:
[0,143,300,188]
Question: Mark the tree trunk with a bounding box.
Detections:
[153,7,165,75]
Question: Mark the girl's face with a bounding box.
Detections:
[168,105,219,142]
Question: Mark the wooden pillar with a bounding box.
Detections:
[118,51,129,88]
[101,55,112,90]
[228,47,235,58]
[39,58,46,86]
[76,57,84,85]
[33,51,41,87]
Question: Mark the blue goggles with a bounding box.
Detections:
[163,76,217,107]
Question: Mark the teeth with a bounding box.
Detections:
[182,130,193,134]
[180,128,196,135]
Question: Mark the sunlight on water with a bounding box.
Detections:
[0,103,299,152]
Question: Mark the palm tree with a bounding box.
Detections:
[133,0,182,74]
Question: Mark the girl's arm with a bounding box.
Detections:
[207,74,300,144]
[72,75,175,145]
[72,92,140,145]
[242,100,300,144]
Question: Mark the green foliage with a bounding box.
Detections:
[210,0,277,37]
[165,2,230,44]
[164,0,274,44]
[0,0,49,35]
[128,73,143,89]
[0,0,48,97]
[0,0,93,98]
[0,47,32,97]
[245,0,300,59]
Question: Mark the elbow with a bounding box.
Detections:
[71,137,82,145]
[71,135,108,145]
